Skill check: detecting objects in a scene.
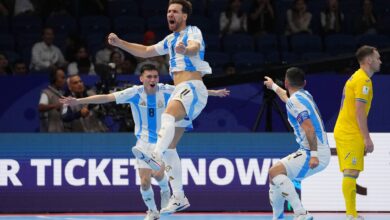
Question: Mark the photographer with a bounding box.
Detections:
[61,74,107,132]
[38,67,66,132]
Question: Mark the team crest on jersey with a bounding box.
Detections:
[362,86,369,95]
[158,100,164,108]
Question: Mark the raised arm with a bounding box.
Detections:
[60,94,116,106]
[264,76,288,103]
[108,33,159,58]
[356,101,374,153]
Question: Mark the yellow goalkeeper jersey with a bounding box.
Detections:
[334,68,373,138]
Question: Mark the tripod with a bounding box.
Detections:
[252,86,292,132]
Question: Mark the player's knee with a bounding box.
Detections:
[165,101,186,120]
[343,169,360,178]
[152,169,165,181]
[269,163,286,180]
[140,176,151,190]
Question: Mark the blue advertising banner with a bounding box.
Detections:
[0,133,297,213]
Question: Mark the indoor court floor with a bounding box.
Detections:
[1,213,390,220]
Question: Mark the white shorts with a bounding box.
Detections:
[280,148,330,181]
[169,80,208,126]
[133,139,156,169]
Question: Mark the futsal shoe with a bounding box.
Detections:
[132,146,162,171]
[346,215,364,220]
[160,189,171,210]
[294,211,313,220]
[144,210,160,220]
[160,195,190,215]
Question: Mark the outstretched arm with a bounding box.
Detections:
[60,94,116,106]
[208,88,230,97]
[264,76,288,103]
[108,33,159,58]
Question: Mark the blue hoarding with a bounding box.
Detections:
[0,133,297,213]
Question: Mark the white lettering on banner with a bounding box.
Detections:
[182,158,206,185]
[112,159,129,186]
[88,159,110,186]
[0,159,22,186]
[31,159,51,186]
[2,158,280,187]
[235,158,271,185]
[209,158,235,185]
[65,159,86,186]
[53,159,62,186]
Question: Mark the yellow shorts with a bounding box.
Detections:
[334,134,365,172]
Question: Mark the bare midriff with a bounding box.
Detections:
[172,71,202,85]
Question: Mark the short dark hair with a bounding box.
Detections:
[169,0,192,16]
[49,67,65,84]
[286,67,305,88]
[355,45,377,63]
[140,64,158,75]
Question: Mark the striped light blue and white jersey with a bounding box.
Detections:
[286,89,329,151]
[153,25,212,77]
[113,84,175,144]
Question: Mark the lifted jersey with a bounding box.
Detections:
[154,25,212,77]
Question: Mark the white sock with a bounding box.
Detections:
[157,173,170,192]
[269,183,286,220]
[154,113,175,157]
[140,186,157,211]
[164,148,184,199]
[272,174,306,215]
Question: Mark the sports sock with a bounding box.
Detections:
[272,174,306,215]
[140,186,157,211]
[164,148,184,199]
[269,183,286,220]
[153,113,175,157]
[157,173,170,192]
[343,175,357,217]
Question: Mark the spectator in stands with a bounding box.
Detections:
[320,0,344,34]
[12,59,29,75]
[64,34,85,63]
[95,35,125,65]
[38,67,66,132]
[0,53,12,76]
[11,0,40,16]
[355,0,377,34]
[62,74,108,132]
[67,45,95,75]
[219,0,247,36]
[285,0,312,35]
[121,55,137,74]
[247,0,275,36]
[30,27,67,73]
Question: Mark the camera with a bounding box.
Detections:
[94,63,135,132]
